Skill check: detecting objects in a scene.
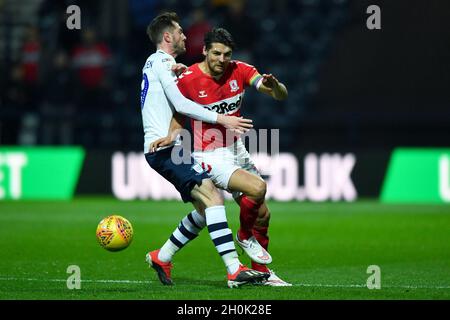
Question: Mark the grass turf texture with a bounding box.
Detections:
[0,198,449,300]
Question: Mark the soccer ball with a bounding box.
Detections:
[96,215,133,251]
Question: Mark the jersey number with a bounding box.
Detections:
[140,73,149,109]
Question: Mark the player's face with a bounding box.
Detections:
[204,43,232,77]
[170,22,186,55]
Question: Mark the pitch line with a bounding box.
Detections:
[297,283,450,289]
[0,277,150,284]
[0,277,449,289]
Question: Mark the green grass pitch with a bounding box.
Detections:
[0,198,449,300]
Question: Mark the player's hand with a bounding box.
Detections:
[172,63,188,77]
[149,136,173,153]
[261,73,288,100]
[217,114,253,134]
[261,74,280,89]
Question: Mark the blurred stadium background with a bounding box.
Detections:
[1,0,450,201]
[0,0,449,300]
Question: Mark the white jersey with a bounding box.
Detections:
[141,50,177,152]
[140,49,218,153]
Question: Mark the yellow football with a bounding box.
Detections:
[96,215,133,251]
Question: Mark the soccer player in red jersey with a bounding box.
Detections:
[151,28,291,286]
[142,14,268,288]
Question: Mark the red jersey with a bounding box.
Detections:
[177,60,262,151]
[72,43,111,88]
[22,41,40,84]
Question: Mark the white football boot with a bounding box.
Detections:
[262,269,292,287]
[236,233,272,265]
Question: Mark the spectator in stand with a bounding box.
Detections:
[71,28,113,146]
[21,25,41,85]
[40,51,75,145]
[71,28,112,111]
[128,0,162,62]
[210,0,233,9]
[221,0,258,62]
[72,28,111,90]
[184,7,212,65]
[20,25,42,111]
[1,64,26,144]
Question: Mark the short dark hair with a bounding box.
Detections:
[147,12,180,45]
[204,28,235,51]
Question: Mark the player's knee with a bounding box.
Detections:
[198,179,223,207]
[193,201,206,216]
[251,179,267,201]
[208,190,223,207]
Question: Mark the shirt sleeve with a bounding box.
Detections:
[153,56,178,89]
[238,61,263,89]
[153,58,218,123]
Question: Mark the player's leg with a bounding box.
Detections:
[146,205,206,286]
[156,202,206,263]
[253,202,270,267]
[192,143,271,264]
[234,197,291,286]
[233,196,270,271]
[227,143,284,277]
[226,170,272,264]
[145,148,268,286]
[190,179,270,287]
[228,169,267,241]
[227,139,270,246]
[144,148,210,285]
[189,179,249,275]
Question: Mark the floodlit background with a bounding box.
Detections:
[0,0,449,300]
[1,0,450,201]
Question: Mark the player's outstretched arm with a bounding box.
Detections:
[217,115,253,134]
[164,82,253,132]
[164,81,218,123]
[257,74,288,101]
[154,57,219,124]
[149,113,253,152]
[153,58,253,131]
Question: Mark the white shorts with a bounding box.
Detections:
[192,140,261,199]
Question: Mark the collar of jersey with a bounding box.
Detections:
[157,49,171,57]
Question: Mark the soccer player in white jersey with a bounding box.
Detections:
[151,28,291,286]
[141,13,269,288]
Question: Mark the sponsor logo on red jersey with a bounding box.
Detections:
[177,61,258,150]
[203,93,243,115]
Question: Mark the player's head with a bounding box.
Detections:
[147,12,186,56]
[202,28,235,77]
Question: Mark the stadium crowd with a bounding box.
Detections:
[0,0,349,149]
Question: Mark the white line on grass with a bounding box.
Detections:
[0,277,449,289]
[0,277,150,284]
[297,283,450,289]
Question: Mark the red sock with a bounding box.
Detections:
[251,226,269,272]
[238,196,261,240]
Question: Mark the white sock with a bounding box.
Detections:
[205,205,240,275]
[158,210,206,262]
